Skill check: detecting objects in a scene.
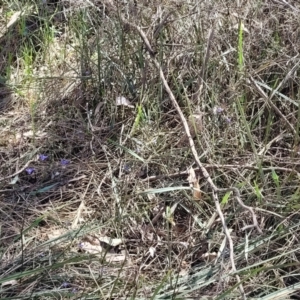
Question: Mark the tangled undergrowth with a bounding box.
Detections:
[1,0,300,299]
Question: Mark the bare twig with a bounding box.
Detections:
[122,18,265,299]
[126,21,262,232]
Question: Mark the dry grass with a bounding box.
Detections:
[1,0,300,299]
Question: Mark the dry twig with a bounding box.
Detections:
[121,18,264,300]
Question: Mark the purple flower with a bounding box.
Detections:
[39,154,48,161]
[136,147,141,153]
[60,159,70,165]
[224,117,231,123]
[123,164,131,173]
[25,167,35,175]
[216,107,224,113]
[213,106,224,115]
[61,282,71,288]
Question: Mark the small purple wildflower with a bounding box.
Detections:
[213,106,224,115]
[216,107,224,113]
[25,167,35,175]
[60,159,70,166]
[61,282,71,288]
[224,117,231,123]
[136,147,141,154]
[39,154,48,161]
[123,164,131,173]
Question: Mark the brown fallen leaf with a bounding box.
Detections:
[193,180,202,200]
[187,167,202,200]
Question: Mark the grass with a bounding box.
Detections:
[1,0,300,299]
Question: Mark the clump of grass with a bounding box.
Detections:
[1,0,300,299]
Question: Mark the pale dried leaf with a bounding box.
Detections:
[188,113,203,136]
[179,268,189,276]
[149,246,156,257]
[179,260,190,276]
[105,251,126,262]
[80,241,103,254]
[116,96,134,108]
[231,22,249,33]
[202,252,217,262]
[7,11,22,28]
[188,167,202,200]
[147,193,156,201]
[157,235,163,246]
[187,167,197,184]
[9,175,19,185]
[169,202,178,215]
[72,200,86,229]
[47,228,66,241]
[2,279,18,288]
[15,130,47,140]
[99,236,123,247]
[193,181,202,200]
[164,204,177,226]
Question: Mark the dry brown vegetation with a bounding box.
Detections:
[1,0,300,299]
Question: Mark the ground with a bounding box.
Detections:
[1,0,300,299]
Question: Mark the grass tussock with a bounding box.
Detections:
[1,0,300,299]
